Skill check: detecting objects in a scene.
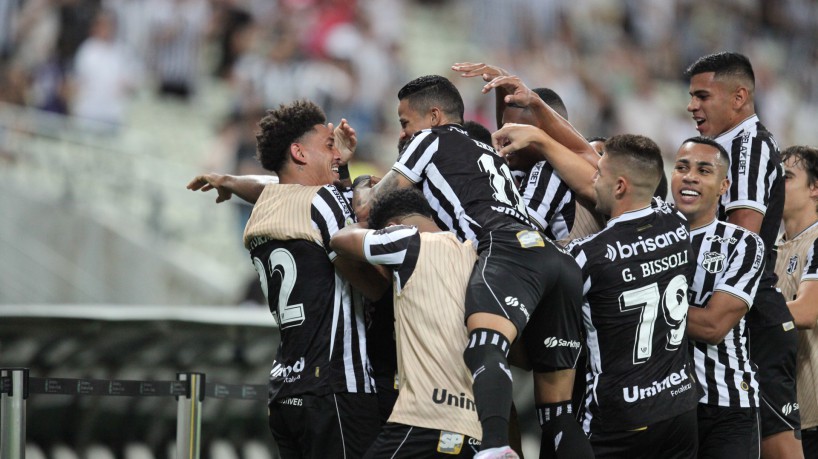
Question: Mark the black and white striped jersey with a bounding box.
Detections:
[714,114,789,325]
[689,219,764,408]
[520,160,575,241]
[393,124,534,248]
[244,184,373,401]
[567,198,698,432]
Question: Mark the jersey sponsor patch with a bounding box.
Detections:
[437,431,464,454]
[516,230,545,248]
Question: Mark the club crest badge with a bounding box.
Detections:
[702,252,726,274]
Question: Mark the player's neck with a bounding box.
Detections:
[783,211,818,240]
[609,196,651,220]
[398,215,441,233]
[277,166,325,187]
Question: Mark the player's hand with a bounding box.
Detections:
[333,119,357,165]
[492,123,547,158]
[351,175,379,223]
[451,62,510,82]
[186,173,233,203]
[482,75,538,108]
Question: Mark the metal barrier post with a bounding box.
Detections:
[175,372,204,459]
[1,368,29,459]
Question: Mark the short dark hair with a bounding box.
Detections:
[604,134,664,192]
[368,188,434,230]
[463,120,492,145]
[256,100,326,173]
[782,145,818,184]
[684,52,755,88]
[532,87,568,120]
[680,136,731,174]
[654,173,668,200]
[398,75,465,124]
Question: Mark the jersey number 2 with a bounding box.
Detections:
[253,248,305,329]
[618,274,688,364]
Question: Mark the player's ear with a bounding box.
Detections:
[429,107,442,127]
[719,177,730,196]
[290,143,306,164]
[733,85,749,110]
[614,176,627,199]
[809,179,818,200]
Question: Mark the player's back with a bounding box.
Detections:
[395,125,533,246]
[569,199,698,432]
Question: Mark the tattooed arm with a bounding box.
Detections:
[352,170,414,223]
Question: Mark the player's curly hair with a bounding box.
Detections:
[255,100,326,173]
[368,188,433,230]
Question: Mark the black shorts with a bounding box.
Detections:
[697,404,759,459]
[268,392,380,459]
[589,409,697,459]
[373,372,399,424]
[363,423,480,458]
[466,229,583,371]
[751,321,801,437]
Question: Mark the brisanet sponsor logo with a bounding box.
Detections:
[605,225,689,261]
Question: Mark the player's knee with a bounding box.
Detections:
[463,328,511,377]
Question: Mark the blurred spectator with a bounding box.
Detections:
[69,9,140,132]
[147,0,209,100]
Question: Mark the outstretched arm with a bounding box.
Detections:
[452,61,511,129]
[186,173,277,204]
[492,123,597,206]
[483,75,599,168]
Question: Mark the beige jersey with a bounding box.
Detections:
[244,184,348,249]
[559,201,604,247]
[776,220,818,428]
[363,226,481,439]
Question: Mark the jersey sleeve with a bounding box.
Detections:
[363,225,421,290]
[724,135,778,215]
[714,232,765,307]
[392,129,438,184]
[311,185,354,261]
[569,242,593,296]
[521,161,572,234]
[801,239,818,282]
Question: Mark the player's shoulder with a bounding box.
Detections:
[313,184,353,217]
[698,220,761,249]
[437,124,496,154]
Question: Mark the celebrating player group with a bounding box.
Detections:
[188,51,818,459]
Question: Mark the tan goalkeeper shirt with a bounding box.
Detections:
[364,226,481,439]
[776,221,818,429]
